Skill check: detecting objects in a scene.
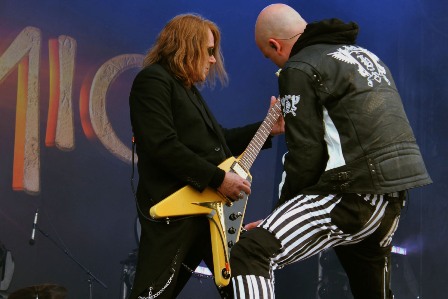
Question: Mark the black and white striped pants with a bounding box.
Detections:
[230,193,404,299]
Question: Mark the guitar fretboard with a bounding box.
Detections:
[238,100,282,171]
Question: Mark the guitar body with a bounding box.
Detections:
[149,156,251,287]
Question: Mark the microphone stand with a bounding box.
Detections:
[36,225,108,299]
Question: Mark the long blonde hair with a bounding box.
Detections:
[143,14,228,88]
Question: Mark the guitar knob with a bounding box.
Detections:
[222,268,230,279]
[229,212,242,221]
[228,227,236,234]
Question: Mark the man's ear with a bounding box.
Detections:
[268,39,280,52]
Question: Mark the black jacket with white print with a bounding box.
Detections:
[277,19,432,205]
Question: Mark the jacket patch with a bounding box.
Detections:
[281,95,300,116]
[327,45,391,87]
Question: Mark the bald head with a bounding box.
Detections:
[255,4,307,47]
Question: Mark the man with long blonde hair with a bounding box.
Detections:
[129,13,283,299]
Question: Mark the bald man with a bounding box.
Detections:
[228,3,431,299]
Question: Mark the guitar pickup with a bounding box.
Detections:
[231,162,249,179]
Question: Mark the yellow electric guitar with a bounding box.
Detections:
[149,100,282,287]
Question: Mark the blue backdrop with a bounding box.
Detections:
[0,0,446,298]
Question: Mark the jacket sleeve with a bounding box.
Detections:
[277,67,328,204]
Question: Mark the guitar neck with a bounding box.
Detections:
[238,100,282,171]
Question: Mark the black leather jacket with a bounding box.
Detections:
[277,19,432,204]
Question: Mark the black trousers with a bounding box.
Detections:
[129,215,217,299]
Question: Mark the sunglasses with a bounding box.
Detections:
[207,47,215,57]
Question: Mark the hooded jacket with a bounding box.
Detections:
[277,19,432,204]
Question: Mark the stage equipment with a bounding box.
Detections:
[29,209,39,245]
[28,210,107,299]
[316,249,352,299]
[316,245,418,299]
[0,242,14,292]
[8,284,67,299]
[119,249,138,299]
